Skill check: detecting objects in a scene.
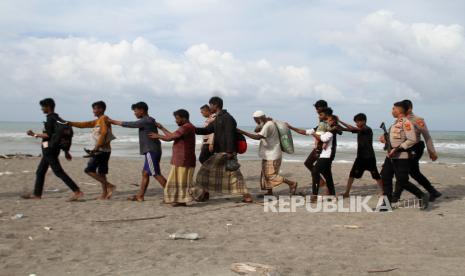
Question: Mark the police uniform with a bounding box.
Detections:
[381,117,428,206]
[393,114,441,201]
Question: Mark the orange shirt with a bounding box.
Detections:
[70,115,113,151]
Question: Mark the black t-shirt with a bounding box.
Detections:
[352,126,375,159]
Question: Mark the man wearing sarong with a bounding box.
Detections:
[149,109,196,207]
[238,111,298,196]
[193,96,253,203]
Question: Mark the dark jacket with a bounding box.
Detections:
[195,109,237,153]
[43,113,60,143]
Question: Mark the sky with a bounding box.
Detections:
[1,0,464,130]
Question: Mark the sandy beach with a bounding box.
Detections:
[1,156,465,275]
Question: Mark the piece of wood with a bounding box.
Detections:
[93,215,166,223]
[367,267,398,273]
[231,262,278,275]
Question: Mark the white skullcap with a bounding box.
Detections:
[253,110,266,118]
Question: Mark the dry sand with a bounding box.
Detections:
[1,156,465,276]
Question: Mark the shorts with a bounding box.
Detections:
[85,151,111,175]
[143,151,161,176]
[349,157,381,180]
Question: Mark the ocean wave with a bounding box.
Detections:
[3,131,465,151]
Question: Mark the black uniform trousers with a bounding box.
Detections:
[381,157,424,203]
[34,147,80,197]
[393,142,437,199]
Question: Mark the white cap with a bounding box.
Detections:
[253,110,266,118]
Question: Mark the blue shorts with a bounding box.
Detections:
[143,151,161,176]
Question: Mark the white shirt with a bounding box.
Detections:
[306,129,334,159]
[258,121,282,160]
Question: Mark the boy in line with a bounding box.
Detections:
[287,107,334,194]
[25,98,83,201]
[339,113,383,198]
[288,115,339,200]
[109,102,166,201]
[199,104,216,164]
[68,101,116,200]
[149,109,196,207]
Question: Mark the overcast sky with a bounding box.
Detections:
[1,0,464,130]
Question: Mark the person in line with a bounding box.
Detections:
[392,100,441,202]
[379,101,429,210]
[67,101,116,200]
[304,100,330,173]
[149,109,196,207]
[238,111,298,196]
[339,113,383,197]
[193,96,253,203]
[308,115,339,201]
[287,106,334,195]
[286,114,339,200]
[109,102,166,202]
[198,104,216,164]
[24,98,83,201]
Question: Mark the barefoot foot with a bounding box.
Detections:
[105,184,116,199]
[68,191,84,202]
[127,195,144,202]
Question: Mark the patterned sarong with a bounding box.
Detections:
[260,159,285,190]
[192,153,248,199]
[164,166,195,203]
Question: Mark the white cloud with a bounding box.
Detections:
[322,10,465,102]
[0,36,343,103]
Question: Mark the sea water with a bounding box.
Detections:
[1,121,464,164]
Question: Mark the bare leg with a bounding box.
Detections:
[128,171,149,201]
[154,174,167,189]
[86,172,111,199]
[283,179,298,195]
[343,177,355,198]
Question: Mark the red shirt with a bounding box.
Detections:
[171,122,196,167]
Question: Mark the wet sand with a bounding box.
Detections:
[1,156,465,275]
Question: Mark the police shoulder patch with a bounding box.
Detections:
[404,120,412,131]
[416,118,425,128]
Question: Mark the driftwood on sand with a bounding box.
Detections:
[0,153,38,159]
[92,215,166,224]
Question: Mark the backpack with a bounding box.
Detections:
[236,133,247,154]
[50,119,74,152]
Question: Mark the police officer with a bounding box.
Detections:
[380,101,429,210]
[392,100,442,202]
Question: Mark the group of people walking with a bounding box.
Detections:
[23,96,441,210]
